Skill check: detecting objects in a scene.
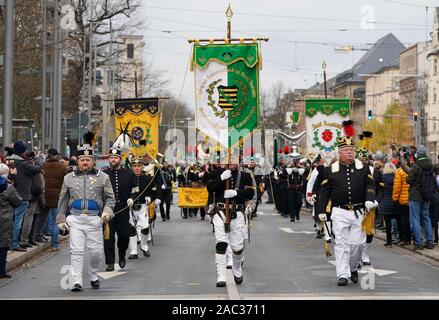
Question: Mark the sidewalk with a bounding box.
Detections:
[373,228,439,262]
[6,236,68,273]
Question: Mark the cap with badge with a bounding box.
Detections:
[77,131,95,158]
[109,147,122,158]
[131,156,144,166]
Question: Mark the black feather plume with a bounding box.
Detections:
[83,131,95,145]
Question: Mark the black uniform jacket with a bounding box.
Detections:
[104,167,136,213]
[206,168,255,205]
[316,159,376,215]
[131,173,157,205]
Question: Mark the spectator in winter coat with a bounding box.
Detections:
[7,141,43,251]
[0,175,22,278]
[392,158,412,246]
[379,163,402,247]
[406,145,434,250]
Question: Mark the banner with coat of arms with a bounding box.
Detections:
[114,98,159,158]
[192,43,260,148]
[305,98,350,164]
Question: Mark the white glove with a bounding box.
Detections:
[57,222,69,232]
[318,213,328,222]
[286,168,293,175]
[198,172,204,178]
[154,199,161,206]
[101,211,111,224]
[145,196,151,205]
[365,200,378,212]
[220,169,232,181]
[161,184,166,190]
[224,189,237,199]
[127,198,134,207]
[306,194,317,206]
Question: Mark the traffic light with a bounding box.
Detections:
[367,110,372,120]
[413,112,418,122]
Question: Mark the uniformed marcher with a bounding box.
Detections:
[56,141,115,292]
[103,147,137,271]
[158,161,173,221]
[207,157,255,287]
[274,156,289,217]
[316,121,377,286]
[285,154,305,222]
[127,156,156,259]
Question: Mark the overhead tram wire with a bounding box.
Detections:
[145,5,426,27]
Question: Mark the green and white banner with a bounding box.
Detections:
[192,43,260,148]
[305,98,350,163]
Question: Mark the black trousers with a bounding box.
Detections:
[429,202,439,242]
[383,214,402,244]
[277,187,288,215]
[104,210,130,264]
[190,208,205,218]
[399,204,411,242]
[287,188,302,220]
[160,192,172,219]
[0,247,8,275]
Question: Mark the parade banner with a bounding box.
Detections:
[114,98,159,158]
[178,187,209,208]
[305,98,350,163]
[192,43,260,149]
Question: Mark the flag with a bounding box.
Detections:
[114,98,159,158]
[305,98,350,164]
[192,43,260,149]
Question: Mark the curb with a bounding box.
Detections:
[6,236,68,272]
[301,206,439,263]
[373,231,439,263]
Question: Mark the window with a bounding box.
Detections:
[127,44,134,59]
[434,117,437,132]
[435,59,438,74]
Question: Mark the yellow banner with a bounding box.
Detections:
[114,98,159,158]
[178,187,209,208]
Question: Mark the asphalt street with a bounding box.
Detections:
[2,195,439,300]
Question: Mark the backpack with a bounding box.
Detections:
[421,168,437,201]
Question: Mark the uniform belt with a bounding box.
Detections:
[70,209,100,216]
[288,184,302,189]
[216,203,245,212]
[335,203,364,218]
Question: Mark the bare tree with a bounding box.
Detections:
[262,82,292,130]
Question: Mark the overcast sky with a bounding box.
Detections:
[140,0,438,106]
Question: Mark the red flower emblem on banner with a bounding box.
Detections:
[321,129,333,143]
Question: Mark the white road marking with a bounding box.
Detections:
[280,227,315,234]
[328,261,398,276]
[97,264,128,280]
[226,269,241,300]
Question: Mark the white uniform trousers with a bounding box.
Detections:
[331,207,366,279]
[213,211,245,282]
[128,205,150,255]
[66,214,103,287]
